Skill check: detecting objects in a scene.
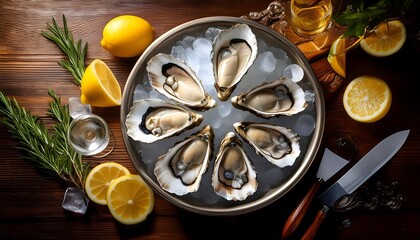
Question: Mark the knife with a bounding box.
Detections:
[301,129,410,240]
[282,148,349,239]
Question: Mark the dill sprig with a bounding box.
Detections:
[334,0,418,37]
[0,90,90,189]
[42,15,87,86]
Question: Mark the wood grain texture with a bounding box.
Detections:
[1,0,420,239]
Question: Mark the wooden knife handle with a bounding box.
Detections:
[301,205,329,240]
[281,178,323,239]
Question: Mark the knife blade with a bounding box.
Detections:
[282,148,349,239]
[301,129,410,240]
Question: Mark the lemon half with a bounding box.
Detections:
[85,162,130,205]
[107,174,154,225]
[343,76,392,123]
[360,20,406,57]
[80,59,121,107]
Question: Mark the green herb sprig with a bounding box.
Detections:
[0,90,90,189]
[42,15,87,86]
[334,0,417,37]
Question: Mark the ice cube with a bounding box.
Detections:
[193,38,212,57]
[133,84,149,100]
[304,90,316,103]
[295,114,315,137]
[62,187,89,214]
[185,47,200,73]
[284,64,304,82]
[171,45,186,61]
[68,97,92,119]
[259,51,277,73]
[204,27,221,41]
[218,101,232,118]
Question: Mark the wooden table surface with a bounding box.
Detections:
[1,0,419,239]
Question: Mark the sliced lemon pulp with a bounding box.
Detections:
[106,174,154,225]
[327,35,346,78]
[343,76,392,123]
[360,20,406,57]
[85,162,130,205]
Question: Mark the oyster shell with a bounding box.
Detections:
[125,99,203,143]
[212,23,258,101]
[231,77,307,118]
[212,132,257,201]
[154,125,214,196]
[147,53,216,110]
[233,122,301,168]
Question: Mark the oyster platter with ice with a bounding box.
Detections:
[121,18,324,215]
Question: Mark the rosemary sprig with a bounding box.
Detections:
[0,90,90,189]
[42,14,87,86]
[334,0,417,37]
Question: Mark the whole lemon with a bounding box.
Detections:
[101,15,154,58]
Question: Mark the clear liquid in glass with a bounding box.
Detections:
[290,0,332,38]
[68,114,110,156]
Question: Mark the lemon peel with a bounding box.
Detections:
[101,15,154,58]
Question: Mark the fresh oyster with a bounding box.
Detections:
[212,23,258,101]
[125,99,203,143]
[147,53,216,110]
[212,132,258,201]
[233,122,301,168]
[154,125,214,196]
[231,77,307,118]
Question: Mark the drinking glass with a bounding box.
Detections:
[289,0,332,39]
[67,97,114,158]
[68,114,113,157]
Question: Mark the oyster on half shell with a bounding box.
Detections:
[147,53,216,110]
[212,132,258,201]
[231,77,307,118]
[154,125,214,196]
[234,122,301,168]
[125,99,203,143]
[212,23,258,101]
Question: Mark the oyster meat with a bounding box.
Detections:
[233,122,301,168]
[212,23,258,101]
[231,77,307,118]
[147,53,216,110]
[125,99,203,143]
[212,132,258,201]
[154,125,214,196]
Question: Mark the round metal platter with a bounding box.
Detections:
[121,16,325,216]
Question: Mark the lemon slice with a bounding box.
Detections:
[101,15,155,58]
[80,59,122,107]
[327,35,346,78]
[85,162,130,205]
[107,174,154,225]
[343,76,392,123]
[360,20,406,57]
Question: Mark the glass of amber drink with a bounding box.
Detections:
[289,0,332,38]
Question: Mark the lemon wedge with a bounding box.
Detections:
[343,76,392,123]
[80,59,121,107]
[101,15,155,58]
[327,35,346,78]
[107,174,154,225]
[85,162,130,205]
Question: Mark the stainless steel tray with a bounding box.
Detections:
[121,16,325,216]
